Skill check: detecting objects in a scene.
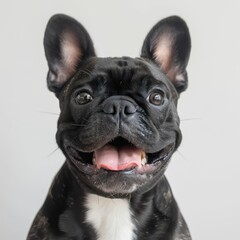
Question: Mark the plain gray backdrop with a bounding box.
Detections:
[1,0,240,239]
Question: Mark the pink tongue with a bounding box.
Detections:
[95,144,142,171]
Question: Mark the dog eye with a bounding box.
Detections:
[148,92,164,106]
[74,92,93,105]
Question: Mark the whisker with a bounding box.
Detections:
[180,117,201,122]
[175,149,188,161]
[47,147,60,158]
[38,111,59,116]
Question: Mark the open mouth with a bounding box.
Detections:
[65,137,174,174]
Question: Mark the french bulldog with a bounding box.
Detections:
[27,14,191,240]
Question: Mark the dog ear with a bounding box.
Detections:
[44,14,96,94]
[141,16,191,93]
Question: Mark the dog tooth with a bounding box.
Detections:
[141,151,146,159]
[141,151,147,165]
[141,157,147,165]
[92,156,96,165]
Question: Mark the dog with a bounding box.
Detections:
[27,14,191,240]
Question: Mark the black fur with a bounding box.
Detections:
[27,14,191,240]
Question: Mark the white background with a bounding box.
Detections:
[0,0,240,239]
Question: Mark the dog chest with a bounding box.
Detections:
[85,194,136,240]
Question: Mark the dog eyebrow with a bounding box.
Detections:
[62,66,95,98]
[63,77,76,98]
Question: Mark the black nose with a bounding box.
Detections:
[102,96,137,120]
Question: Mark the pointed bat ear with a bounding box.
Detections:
[141,16,191,93]
[44,14,96,95]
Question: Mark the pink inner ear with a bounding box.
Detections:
[61,31,82,78]
[153,35,178,81]
[154,35,172,72]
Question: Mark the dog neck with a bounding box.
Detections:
[85,194,136,240]
[83,176,174,240]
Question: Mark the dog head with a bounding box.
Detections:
[44,14,191,197]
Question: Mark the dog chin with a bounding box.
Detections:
[92,180,141,196]
[80,171,153,197]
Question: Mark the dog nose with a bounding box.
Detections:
[102,96,137,119]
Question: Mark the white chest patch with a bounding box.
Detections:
[85,194,136,240]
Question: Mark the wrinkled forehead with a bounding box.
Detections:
[80,57,171,85]
[83,57,149,77]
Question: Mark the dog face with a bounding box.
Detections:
[44,14,191,197]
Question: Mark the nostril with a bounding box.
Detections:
[124,104,136,115]
[103,104,117,114]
